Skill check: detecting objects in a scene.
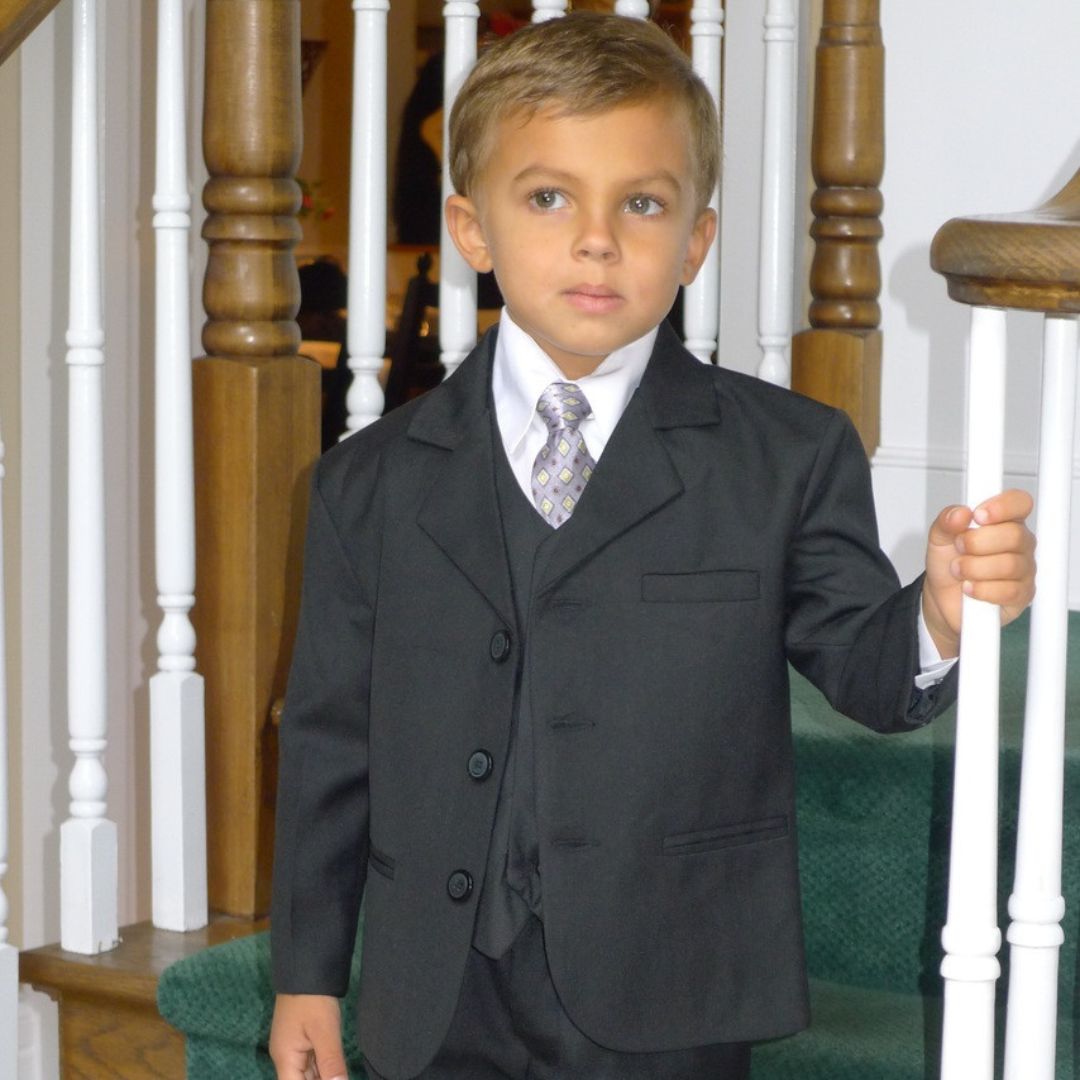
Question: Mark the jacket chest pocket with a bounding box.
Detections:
[641,569,760,603]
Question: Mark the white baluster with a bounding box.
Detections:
[440,0,480,378]
[61,0,118,955]
[613,0,649,17]
[531,0,566,23]
[1002,314,1078,1080]
[0,434,15,1080]
[151,0,208,932]
[685,0,724,364]
[344,0,390,435]
[940,305,1007,1080]
[756,0,797,386]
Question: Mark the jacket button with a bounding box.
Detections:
[467,750,493,781]
[447,870,473,902]
[489,629,512,663]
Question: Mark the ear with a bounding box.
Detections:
[444,194,494,274]
[679,208,718,287]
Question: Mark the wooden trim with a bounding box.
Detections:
[196,0,320,917]
[0,0,61,67]
[20,917,266,1079]
[791,0,883,453]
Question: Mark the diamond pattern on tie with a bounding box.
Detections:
[532,382,597,527]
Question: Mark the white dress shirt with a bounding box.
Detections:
[490,307,954,683]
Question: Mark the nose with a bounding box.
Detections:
[574,208,619,263]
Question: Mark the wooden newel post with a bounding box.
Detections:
[791,0,883,453]
[194,0,320,917]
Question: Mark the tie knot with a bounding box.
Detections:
[536,382,591,432]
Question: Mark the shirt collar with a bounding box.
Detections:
[492,307,657,455]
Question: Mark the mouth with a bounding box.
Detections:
[562,284,624,313]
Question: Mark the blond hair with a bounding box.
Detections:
[448,13,719,212]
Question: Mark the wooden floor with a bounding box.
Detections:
[20,914,266,1079]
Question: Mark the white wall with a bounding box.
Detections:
[717,1,1080,604]
[873,1,1080,599]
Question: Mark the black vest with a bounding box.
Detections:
[472,423,563,958]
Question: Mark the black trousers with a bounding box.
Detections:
[363,917,752,1080]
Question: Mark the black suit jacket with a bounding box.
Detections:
[271,324,955,1080]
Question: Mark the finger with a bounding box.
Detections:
[973,488,1034,526]
[308,1019,348,1080]
[962,576,1036,608]
[311,1042,348,1080]
[951,552,1030,584]
[927,504,974,548]
[271,1045,314,1080]
[954,520,1035,557]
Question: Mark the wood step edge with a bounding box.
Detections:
[19,913,268,1007]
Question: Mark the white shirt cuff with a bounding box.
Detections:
[915,608,958,690]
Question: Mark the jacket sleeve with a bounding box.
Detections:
[271,460,374,996]
[783,410,958,732]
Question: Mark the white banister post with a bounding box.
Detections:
[440,0,480,378]
[685,0,724,364]
[613,0,649,17]
[151,0,208,932]
[1002,314,1078,1080]
[0,433,15,1080]
[344,0,390,435]
[61,0,119,956]
[940,304,1007,1080]
[757,0,797,386]
[531,0,566,22]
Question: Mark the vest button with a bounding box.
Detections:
[467,750,493,781]
[447,870,473,902]
[489,629,512,663]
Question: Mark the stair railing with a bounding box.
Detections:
[791,0,883,453]
[345,0,390,432]
[342,0,796,434]
[151,0,208,933]
[932,169,1080,1080]
[757,0,797,386]
[61,0,118,957]
[684,0,724,366]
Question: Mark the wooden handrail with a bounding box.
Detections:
[931,169,1080,312]
[0,0,62,67]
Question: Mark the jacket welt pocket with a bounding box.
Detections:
[641,569,760,603]
[368,847,396,880]
[662,815,788,856]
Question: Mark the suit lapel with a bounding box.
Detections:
[535,323,723,594]
[410,333,516,628]
[409,322,722,610]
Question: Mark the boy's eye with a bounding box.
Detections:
[529,189,568,211]
[625,195,664,216]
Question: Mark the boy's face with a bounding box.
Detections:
[445,99,717,379]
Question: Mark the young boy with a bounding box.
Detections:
[269,14,1035,1080]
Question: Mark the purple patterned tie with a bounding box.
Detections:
[531,382,597,527]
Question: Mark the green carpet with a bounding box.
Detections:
[158,611,1080,1079]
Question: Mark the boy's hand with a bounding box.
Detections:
[922,489,1036,659]
[270,994,348,1080]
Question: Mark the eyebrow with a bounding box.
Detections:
[511,165,685,192]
